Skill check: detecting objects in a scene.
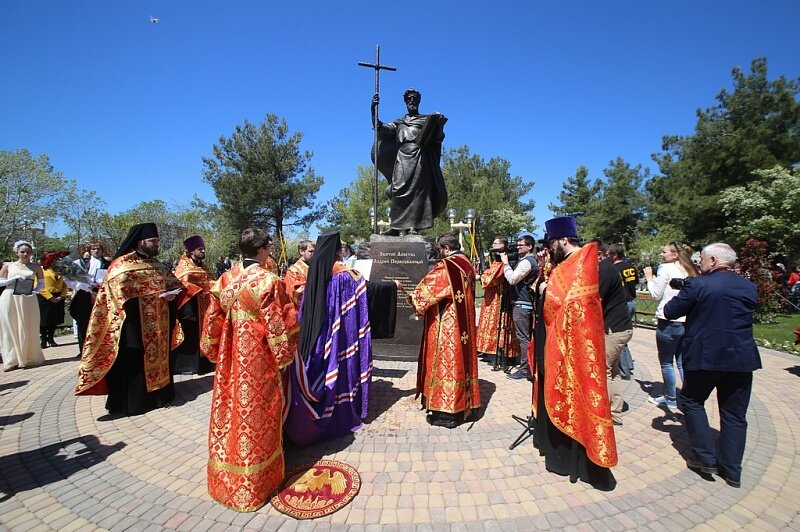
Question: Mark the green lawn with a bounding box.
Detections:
[753,314,800,355]
[635,293,799,355]
[478,288,799,355]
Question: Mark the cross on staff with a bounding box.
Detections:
[358,44,396,235]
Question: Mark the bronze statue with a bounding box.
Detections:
[371,88,448,235]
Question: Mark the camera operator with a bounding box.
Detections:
[501,233,538,380]
[477,237,519,365]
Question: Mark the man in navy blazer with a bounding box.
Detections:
[664,242,761,488]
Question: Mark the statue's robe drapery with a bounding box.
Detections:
[284,263,372,447]
[171,254,215,375]
[200,262,299,512]
[374,113,448,231]
[476,260,520,357]
[283,258,309,307]
[75,251,180,416]
[532,242,617,490]
[411,253,480,417]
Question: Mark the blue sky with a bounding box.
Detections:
[2,1,798,237]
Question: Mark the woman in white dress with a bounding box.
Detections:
[0,240,45,370]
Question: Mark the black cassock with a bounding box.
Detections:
[532,290,616,491]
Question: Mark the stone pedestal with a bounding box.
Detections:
[368,234,431,361]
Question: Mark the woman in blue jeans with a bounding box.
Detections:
[643,242,699,408]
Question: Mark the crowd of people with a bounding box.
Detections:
[0,216,770,510]
[473,217,763,491]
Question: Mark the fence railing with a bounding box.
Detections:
[634,292,658,328]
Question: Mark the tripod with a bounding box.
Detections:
[492,282,516,373]
[507,277,543,451]
[508,412,534,450]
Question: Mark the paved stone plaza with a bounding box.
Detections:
[1,328,799,531]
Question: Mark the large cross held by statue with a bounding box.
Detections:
[358,44,396,235]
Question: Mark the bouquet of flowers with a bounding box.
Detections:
[50,253,94,286]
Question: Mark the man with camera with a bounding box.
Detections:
[501,233,538,380]
[476,237,520,365]
[664,243,761,488]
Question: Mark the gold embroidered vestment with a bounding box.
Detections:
[200,262,299,512]
[537,242,618,468]
[410,253,480,417]
[75,251,180,395]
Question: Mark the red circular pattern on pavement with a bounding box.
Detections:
[270,460,360,519]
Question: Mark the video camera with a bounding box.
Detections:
[669,277,689,290]
[489,237,520,266]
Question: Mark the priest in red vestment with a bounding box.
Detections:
[476,236,519,366]
[532,216,617,490]
[75,223,182,416]
[170,235,216,375]
[405,233,480,428]
[259,235,279,274]
[200,227,299,512]
[283,239,315,307]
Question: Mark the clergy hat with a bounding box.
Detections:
[183,235,205,252]
[113,222,159,259]
[299,232,342,362]
[544,216,579,240]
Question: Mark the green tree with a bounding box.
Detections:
[720,166,800,262]
[649,58,800,243]
[432,146,536,249]
[588,158,648,247]
[201,114,323,237]
[60,186,109,248]
[186,196,240,263]
[322,165,390,242]
[480,208,534,242]
[627,226,686,270]
[95,199,213,263]
[548,165,599,231]
[325,146,536,254]
[0,149,74,256]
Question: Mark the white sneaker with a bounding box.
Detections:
[648,395,677,409]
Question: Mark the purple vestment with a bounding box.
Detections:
[284,269,372,447]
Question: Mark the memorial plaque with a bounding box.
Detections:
[368,237,430,359]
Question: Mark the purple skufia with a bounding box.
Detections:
[183,235,205,252]
[544,216,578,240]
[284,270,372,447]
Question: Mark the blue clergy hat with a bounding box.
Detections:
[543,216,579,240]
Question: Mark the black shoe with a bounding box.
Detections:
[41,340,48,349]
[718,471,741,488]
[48,339,58,347]
[686,455,718,475]
[507,370,529,380]
[426,413,459,429]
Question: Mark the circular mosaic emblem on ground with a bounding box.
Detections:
[270,459,360,519]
